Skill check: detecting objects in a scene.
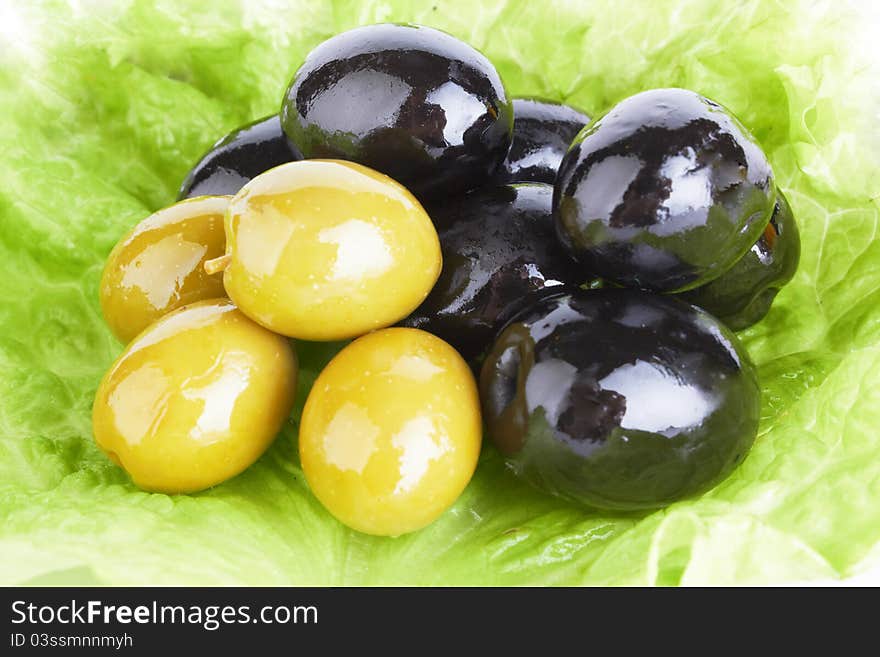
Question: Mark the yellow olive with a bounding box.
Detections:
[100,196,229,343]
[209,160,441,341]
[299,328,481,536]
[92,299,297,493]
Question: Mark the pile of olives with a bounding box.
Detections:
[93,23,799,534]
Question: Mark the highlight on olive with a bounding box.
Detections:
[280,23,513,203]
[495,97,590,185]
[93,299,298,494]
[480,288,761,510]
[299,328,482,536]
[206,159,442,341]
[178,114,301,199]
[402,182,585,364]
[554,88,776,292]
[100,195,229,343]
[678,189,800,330]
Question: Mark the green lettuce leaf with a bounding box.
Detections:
[1,0,878,585]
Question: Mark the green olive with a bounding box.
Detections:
[206,160,441,341]
[299,328,482,536]
[92,299,298,493]
[100,196,229,343]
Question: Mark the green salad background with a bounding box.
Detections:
[1,0,879,585]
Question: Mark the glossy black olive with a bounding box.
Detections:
[494,98,590,185]
[280,23,513,203]
[554,88,775,292]
[480,288,760,510]
[178,115,301,200]
[679,189,800,330]
[401,183,585,364]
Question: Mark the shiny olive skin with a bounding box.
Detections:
[220,160,441,341]
[178,115,301,199]
[281,23,513,203]
[93,299,298,493]
[554,88,775,292]
[100,196,229,343]
[494,98,590,185]
[679,190,800,330]
[402,183,584,364]
[300,328,481,536]
[480,288,760,510]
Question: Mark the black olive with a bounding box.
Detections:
[178,115,301,199]
[480,288,760,510]
[401,183,585,364]
[554,88,775,292]
[494,98,590,185]
[280,23,513,203]
[678,189,800,330]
